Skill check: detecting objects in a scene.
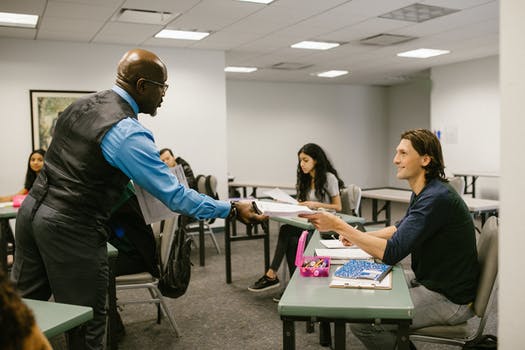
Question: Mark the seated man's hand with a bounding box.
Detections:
[299,211,342,232]
[235,201,268,224]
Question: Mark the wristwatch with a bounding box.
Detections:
[228,201,238,221]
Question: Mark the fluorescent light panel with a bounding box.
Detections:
[397,48,450,58]
[237,0,275,4]
[225,66,258,73]
[291,41,340,50]
[155,29,209,40]
[0,11,38,28]
[317,70,348,78]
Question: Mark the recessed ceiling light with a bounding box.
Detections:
[0,11,38,28]
[397,48,450,58]
[116,9,178,25]
[316,70,349,78]
[224,66,258,73]
[291,41,340,50]
[155,29,210,41]
[237,0,275,4]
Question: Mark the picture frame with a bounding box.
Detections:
[30,90,94,150]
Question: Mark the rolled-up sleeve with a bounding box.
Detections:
[101,117,230,219]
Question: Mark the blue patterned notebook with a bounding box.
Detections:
[334,259,392,282]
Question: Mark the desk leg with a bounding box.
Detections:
[396,321,411,350]
[334,321,346,350]
[0,219,8,272]
[199,221,205,267]
[283,319,295,350]
[263,219,270,271]
[385,201,391,226]
[225,218,232,284]
[471,176,478,198]
[372,199,378,223]
[107,255,118,350]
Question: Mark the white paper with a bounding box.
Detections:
[135,165,188,224]
[329,271,392,289]
[319,239,355,249]
[315,248,372,260]
[0,202,14,208]
[253,200,314,217]
[263,188,298,204]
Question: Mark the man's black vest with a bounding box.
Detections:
[30,90,135,227]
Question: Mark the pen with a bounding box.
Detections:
[251,201,262,215]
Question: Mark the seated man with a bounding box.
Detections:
[159,148,197,190]
[302,129,480,350]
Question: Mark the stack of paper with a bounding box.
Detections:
[314,248,372,263]
[263,188,298,204]
[253,200,314,217]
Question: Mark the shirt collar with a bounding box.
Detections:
[112,85,139,116]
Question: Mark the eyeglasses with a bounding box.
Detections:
[141,78,169,93]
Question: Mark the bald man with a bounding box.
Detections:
[12,49,264,350]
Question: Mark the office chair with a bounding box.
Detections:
[340,184,362,216]
[115,215,181,337]
[409,216,498,347]
[448,176,466,196]
[185,174,221,254]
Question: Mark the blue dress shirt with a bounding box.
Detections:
[100,85,230,220]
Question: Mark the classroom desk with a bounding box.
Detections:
[452,171,499,198]
[361,188,499,226]
[224,216,270,283]
[278,231,414,350]
[229,182,295,198]
[24,298,93,339]
[0,205,17,272]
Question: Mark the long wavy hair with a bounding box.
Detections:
[24,149,46,190]
[296,143,345,202]
[401,129,447,182]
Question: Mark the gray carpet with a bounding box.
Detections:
[50,220,497,349]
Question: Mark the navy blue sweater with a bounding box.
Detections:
[383,179,480,305]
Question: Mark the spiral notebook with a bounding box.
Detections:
[329,260,393,289]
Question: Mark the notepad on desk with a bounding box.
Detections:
[314,248,372,263]
[319,239,354,249]
[329,259,393,289]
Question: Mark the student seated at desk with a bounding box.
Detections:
[159,147,197,191]
[0,149,45,203]
[302,129,480,350]
[248,143,344,294]
[0,269,52,350]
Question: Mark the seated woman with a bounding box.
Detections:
[248,143,345,293]
[0,149,45,202]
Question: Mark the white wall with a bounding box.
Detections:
[386,78,432,188]
[226,80,389,190]
[500,1,525,348]
[431,56,500,199]
[0,38,229,199]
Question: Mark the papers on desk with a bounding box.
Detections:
[319,239,349,249]
[0,202,14,208]
[253,200,314,217]
[263,188,298,205]
[314,248,372,263]
[330,270,392,290]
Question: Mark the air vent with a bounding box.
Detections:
[269,62,313,70]
[360,34,416,46]
[379,3,459,23]
[115,8,179,25]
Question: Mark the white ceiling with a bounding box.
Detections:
[0,0,499,85]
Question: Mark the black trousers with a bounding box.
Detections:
[12,195,108,350]
[270,224,311,275]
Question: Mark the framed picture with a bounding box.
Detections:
[30,90,94,150]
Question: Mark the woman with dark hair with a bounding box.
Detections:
[248,143,344,293]
[0,149,46,202]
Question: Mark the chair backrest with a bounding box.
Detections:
[340,184,362,216]
[473,216,498,318]
[448,176,465,195]
[196,174,218,199]
[159,214,179,270]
